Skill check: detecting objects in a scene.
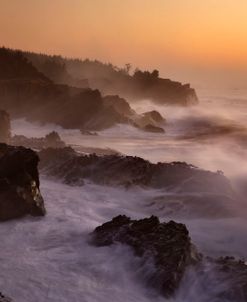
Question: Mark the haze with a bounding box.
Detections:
[1,0,247,87]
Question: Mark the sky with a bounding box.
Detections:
[1,0,247,88]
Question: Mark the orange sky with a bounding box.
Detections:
[1,0,247,87]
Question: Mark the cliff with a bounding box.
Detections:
[23,50,198,105]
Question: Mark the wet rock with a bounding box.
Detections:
[39,149,234,197]
[91,215,201,297]
[0,110,11,144]
[0,143,46,221]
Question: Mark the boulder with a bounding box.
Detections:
[91,215,201,297]
[103,95,134,116]
[0,144,46,221]
[0,110,11,144]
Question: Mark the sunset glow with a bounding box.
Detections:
[1,0,247,85]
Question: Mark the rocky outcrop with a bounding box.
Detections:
[39,148,234,195]
[91,216,247,300]
[91,215,201,297]
[0,293,12,302]
[0,144,46,221]
[0,110,11,144]
[11,131,66,150]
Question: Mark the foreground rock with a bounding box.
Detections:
[39,148,234,195]
[0,110,11,144]
[91,215,201,297]
[0,144,46,221]
[91,216,247,300]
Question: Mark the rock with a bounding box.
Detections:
[142,110,166,124]
[80,130,98,136]
[91,215,201,297]
[39,149,234,196]
[44,131,66,148]
[0,292,12,302]
[103,95,134,116]
[142,124,165,133]
[0,143,46,221]
[132,110,166,133]
[0,110,11,144]
[11,131,66,150]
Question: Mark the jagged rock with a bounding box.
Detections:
[91,215,201,297]
[0,144,46,221]
[0,292,12,302]
[11,131,65,150]
[0,110,11,144]
[38,149,234,195]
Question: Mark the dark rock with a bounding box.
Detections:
[91,215,201,297]
[0,143,46,221]
[0,110,11,144]
[39,149,234,196]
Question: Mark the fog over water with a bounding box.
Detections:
[4,88,247,301]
